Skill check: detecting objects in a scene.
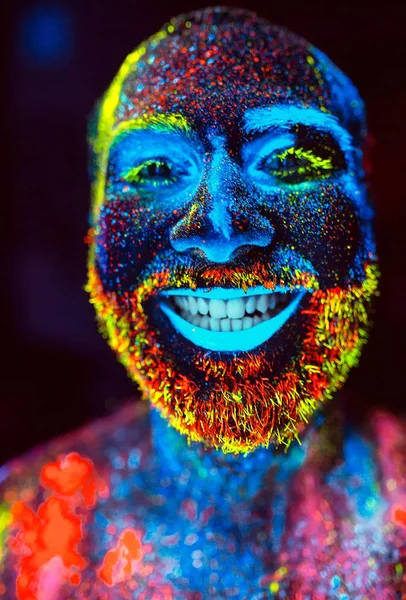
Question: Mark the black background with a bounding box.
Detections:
[2,0,405,465]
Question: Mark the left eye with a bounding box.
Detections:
[123,159,179,187]
[261,147,335,184]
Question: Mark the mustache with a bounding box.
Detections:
[132,247,319,295]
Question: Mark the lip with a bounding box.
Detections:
[161,285,297,300]
[159,288,307,352]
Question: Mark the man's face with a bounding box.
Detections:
[87,9,378,454]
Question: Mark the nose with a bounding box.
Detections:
[169,151,274,263]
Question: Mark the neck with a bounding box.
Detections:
[149,405,342,546]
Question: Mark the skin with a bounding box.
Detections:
[87,7,378,453]
[5,10,404,600]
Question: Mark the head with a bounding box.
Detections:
[87,7,378,454]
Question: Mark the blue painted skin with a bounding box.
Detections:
[110,104,356,352]
[85,7,384,593]
[82,407,316,598]
[1,9,391,600]
[88,2,380,457]
[112,105,357,236]
[1,400,399,599]
[71,408,394,599]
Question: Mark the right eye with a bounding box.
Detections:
[123,158,179,188]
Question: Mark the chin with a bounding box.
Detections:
[87,260,379,455]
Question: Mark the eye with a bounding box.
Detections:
[261,146,335,184]
[244,129,347,188]
[108,131,203,198]
[123,158,179,187]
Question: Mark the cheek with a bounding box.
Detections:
[272,187,361,285]
[94,198,174,291]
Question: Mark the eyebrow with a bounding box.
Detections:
[111,113,191,146]
[244,106,352,150]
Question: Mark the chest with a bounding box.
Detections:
[80,491,271,599]
[75,487,405,600]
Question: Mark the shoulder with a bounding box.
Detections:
[1,401,150,500]
[0,401,151,597]
[365,408,406,467]
[350,409,406,550]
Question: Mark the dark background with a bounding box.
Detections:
[2,0,405,465]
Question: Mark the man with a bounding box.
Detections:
[1,7,404,599]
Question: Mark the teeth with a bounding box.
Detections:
[257,294,268,314]
[197,297,209,315]
[209,317,220,331]
[231,319,242,331]
[242,316,253,330]
[220,318,231,332]
[170,291,297,332]
[209,299,227,319]
[200,315,210,329]
[226,298,245,319]
[174,296,184,310]
[189,297,198,316]
[245,296,256,314]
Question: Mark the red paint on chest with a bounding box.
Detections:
[98,528,144,586]
[10,497,85,600]
[40,452,98,506]
[9,452,101,600]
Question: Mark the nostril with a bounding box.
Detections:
[229,243,270,262]
[169,233,197,254]
[169,208,275,263]
[170,233,235,263]
[170,231,274,264]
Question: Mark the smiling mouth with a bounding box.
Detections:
[159,287,307,352]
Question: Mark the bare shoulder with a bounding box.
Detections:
[0,401,151,595]
[366,408,406,454]
[1,400,150,496]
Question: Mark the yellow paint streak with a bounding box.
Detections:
[90,29,168,222]
[0,504,12,561]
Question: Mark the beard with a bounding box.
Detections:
[87,244,379,454]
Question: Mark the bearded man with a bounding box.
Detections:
[1,7,403,600]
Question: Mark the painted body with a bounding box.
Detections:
[1,405,406,599]
[0,7,391,599]
[87,7,377,454]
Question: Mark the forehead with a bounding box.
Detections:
[116,17,334,132]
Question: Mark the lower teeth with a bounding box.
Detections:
[177,306,282,331]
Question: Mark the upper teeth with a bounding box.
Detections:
[170,293,292,331]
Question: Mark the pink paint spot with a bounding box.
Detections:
[37,556,65,600]
[180,499,197,521]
